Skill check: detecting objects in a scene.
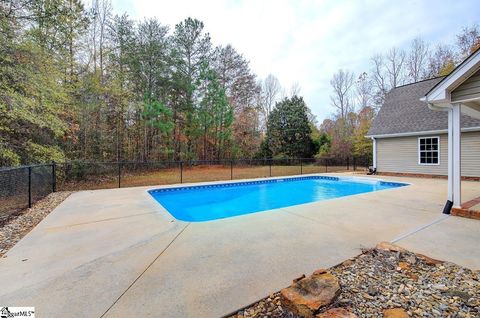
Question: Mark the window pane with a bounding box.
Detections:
[420,139,439,163]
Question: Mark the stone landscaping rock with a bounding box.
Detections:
[280,271,341,317]
[316,308,358,318]
[396,262,410,271]
[405,272,419,281]
[228,247,479,318]
[375,241,406,252]
[383,308,409,318]
[293,274,306,283]
[341,259,354,267]
[415,253,444,266]
[444,290,471,301]
[312,268,327,275]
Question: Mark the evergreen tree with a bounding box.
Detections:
[195,63,233,159]
[171,17,212,158]
[263,96,314,158]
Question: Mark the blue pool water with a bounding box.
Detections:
[148,176,407,222]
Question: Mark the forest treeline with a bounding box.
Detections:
[0,0,479,166]
[1,0,275,165]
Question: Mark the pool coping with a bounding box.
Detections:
[147,174,410,194]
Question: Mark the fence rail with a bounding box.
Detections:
[0,157,370,221]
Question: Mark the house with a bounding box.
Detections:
[367,48,480,211]
[366,77,480,179]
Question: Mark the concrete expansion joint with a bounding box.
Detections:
[282,209,320,223]
[99,223,191,318]
[45,211,159,230]
[390,215,450,243]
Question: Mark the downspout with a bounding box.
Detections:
[371,137,377,170]
[366,137,377,175]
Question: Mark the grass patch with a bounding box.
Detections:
[57,164,358,191]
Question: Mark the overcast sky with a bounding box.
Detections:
[111,0,479,122]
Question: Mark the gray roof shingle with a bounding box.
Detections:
[367,77,480,136]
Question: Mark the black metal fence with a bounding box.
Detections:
[0,164,56,221]
[0,157,370,220]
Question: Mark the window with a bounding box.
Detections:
[418,137,440,165]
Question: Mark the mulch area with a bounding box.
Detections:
[228,245,479,318]
[0,191,72,257]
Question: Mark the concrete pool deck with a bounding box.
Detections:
[0,174,479,317]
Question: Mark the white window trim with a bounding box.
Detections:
[418,136,440,166]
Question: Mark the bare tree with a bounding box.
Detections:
[407,38,429,83]
[385,47,406,88]
[262,74,281,118]
[88,0,112,75]
[330,69,355,119]
[425,44,456,77]
[370,54,388,107]
[255,80,266,131]
[289,82,301,97]
[213,44,259,113]
[456,24,480,58]
[356,72,373,110]
[98,0,112,77]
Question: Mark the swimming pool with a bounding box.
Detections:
[148,176,408,222]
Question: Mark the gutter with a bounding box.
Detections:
[365,126,480,139]
[423,95,452,112]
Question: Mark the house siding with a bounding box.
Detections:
[451,68,480,102]
[376,131,480,177]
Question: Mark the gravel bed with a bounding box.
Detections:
[0,191,72,257]
[228,248,479,318]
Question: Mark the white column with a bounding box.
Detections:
[372,137,377,169]
[452,103,462,208]
[447,108,453,202]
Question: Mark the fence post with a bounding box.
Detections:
[325,159,328,173]
[346,157,349,170]
[300,159,303,175]
[28,166,32,208]
[230,160,233,180]
[180,161,183,183]
[353,157,357,171]
[269,159,272,177]
[118,161,122,188]
[52,161,56,192]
